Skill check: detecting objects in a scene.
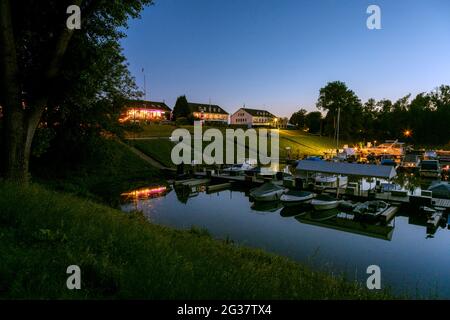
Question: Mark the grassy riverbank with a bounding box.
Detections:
[31,137,166,206]
[0,182,392,299]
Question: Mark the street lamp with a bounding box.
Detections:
[403,129,412,138]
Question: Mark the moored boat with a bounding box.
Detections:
[314,174,348,190]
[223,159,257,175]
[353,200,390,221]
[250,182,287,202]
[311,194,341,211]
[280,190,315,206]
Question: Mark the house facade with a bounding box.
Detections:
[230,108,276,127]
[188,103,229,124]
[119,100,171,123]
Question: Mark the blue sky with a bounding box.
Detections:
[121,0,450,117]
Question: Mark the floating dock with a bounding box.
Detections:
[174,178,210,187]
[380,206,399,223]
[427,212,444,228]
[192,172,450,211]
[207,183,232,192]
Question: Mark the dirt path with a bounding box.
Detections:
[117,139,175,171]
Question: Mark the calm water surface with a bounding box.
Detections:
[121,177,450,298]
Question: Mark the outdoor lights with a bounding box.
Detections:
[403,129,412,137]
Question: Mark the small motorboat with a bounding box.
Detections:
[280,190,315,206]
[223,159,257,175]
[250,182,287,202]
[311,195,341,211]
[314,174,348,190]
[353,201,389,221]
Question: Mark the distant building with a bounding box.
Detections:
[119,100,171,123]
[230,108,276,127]
[188,103,229,124]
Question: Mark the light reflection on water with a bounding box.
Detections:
[121,175,450,298]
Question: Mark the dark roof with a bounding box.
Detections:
[125,100,171,112]
[188,103,229,115]
[240,108,275,118]
[296,160,397,179]
[428,182,450,199]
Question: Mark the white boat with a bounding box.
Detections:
[280,190,315,206]
[223,159,257,174]
[314,174,348,190]
[311,195,341,211]
[250,182,287,202]
[353,201,389,221]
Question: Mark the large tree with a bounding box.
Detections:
[172,95,190,120]
[305,111,322,134]
[289,108,308,129]
[316,81,363,140]
[0,0,152,183]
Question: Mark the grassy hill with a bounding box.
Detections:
[0,182,391,299]
[124,125,346,166]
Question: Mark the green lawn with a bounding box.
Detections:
[131,139,176,168]
[0,182,392,299]
[125,125,349,164]
[278,130,346,157]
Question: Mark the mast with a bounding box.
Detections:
[336,107,341,153]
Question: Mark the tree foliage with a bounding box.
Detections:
[0,0,153,182]
[291,82,450,146]
[289,109,308,129]
[172,95,191,121]
[316,81,363,140]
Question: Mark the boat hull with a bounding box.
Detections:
[312,199,339,211]
[251,189,286,202]
[280,194,314,206]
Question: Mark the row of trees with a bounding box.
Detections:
[290,81,450,145]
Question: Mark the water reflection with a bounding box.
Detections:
[121,186,169,200]
[120,173,450,297]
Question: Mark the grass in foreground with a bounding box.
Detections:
[0,183,392,299]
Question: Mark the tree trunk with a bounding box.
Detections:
[1,106,28,183]
[1,0,76,184]
[0,0,29,183]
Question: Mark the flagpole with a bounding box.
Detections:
[142,68,147,100]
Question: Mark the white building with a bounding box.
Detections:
[230,108,276,127]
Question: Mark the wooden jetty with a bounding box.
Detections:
[174,178,210,187]
[427,211,443,228]
[207,183,232,192]
[380,206,399,223]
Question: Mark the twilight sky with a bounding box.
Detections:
[121,0,450,117]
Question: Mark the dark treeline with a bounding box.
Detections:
[290,81,450,146]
